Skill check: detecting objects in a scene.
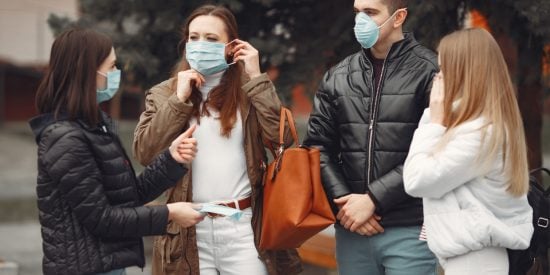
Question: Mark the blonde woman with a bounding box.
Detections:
[403,28,533,275]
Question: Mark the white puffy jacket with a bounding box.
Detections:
[403,108,533,262]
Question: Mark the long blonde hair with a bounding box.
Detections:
[437,28,528,196]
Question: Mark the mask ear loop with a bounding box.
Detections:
[378,7,407,29]
[225,40,238,66]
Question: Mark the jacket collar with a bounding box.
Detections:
[360,32,420,63]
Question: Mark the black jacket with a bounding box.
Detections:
[304,33,438,227]
[29,112,187,275]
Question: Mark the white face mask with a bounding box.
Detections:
[185,41,236,76]
[96,69,121,103]
[354,8,406,49]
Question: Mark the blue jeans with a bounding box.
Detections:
[94,269,126,275]
[335,225,437,275]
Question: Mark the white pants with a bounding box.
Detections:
[443,247,509,275]
[196,208,267,275]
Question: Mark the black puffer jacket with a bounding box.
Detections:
[29,112,187,275]
[304,33,438,227]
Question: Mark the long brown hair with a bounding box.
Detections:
[35,28,112,126]
[173,5,243,137]
[437,28,528,196]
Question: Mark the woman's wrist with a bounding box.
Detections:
[248,72,261,79]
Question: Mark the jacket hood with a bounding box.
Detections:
[29,113,69,144]
[29,111,114,144]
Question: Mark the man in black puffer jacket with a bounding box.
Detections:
[304,0,439,274]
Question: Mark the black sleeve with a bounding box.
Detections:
[45,130,177,237]
[303,72,351,202]
[135,149,187,204]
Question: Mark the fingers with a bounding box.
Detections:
[178,70,205,87]
[228,40,258,61]
[181,124,197,138]
[367,216,384,233]
[170,126,198,163]
[356,219,384,236]
[333,195,350,205]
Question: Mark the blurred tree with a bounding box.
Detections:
[408,0,550,170]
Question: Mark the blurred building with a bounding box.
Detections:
[0,0,78,65]
[0,0,78,123]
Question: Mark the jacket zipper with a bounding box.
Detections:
[367,57,388,186]
[99,123,147,268]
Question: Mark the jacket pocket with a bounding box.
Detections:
[151,222,187,275]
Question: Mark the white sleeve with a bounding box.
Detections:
[404,118,487,199]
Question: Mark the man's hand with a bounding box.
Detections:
[334,193,376,232]
[356,214,384,236]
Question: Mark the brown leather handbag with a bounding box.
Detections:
[259,107,335,249]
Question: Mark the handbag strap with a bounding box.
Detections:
[279,107,299,148]
[530,167,550,195]
[265,107,300,159]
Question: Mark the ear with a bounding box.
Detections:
[393,9,407,28]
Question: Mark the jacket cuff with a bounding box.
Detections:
[161,149,188,176]
[366,191,381,211]
[241,73,271,95]
[149,205,170,235]
[367,183,386,212]
[168,93,194,115]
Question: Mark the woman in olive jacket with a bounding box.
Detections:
[30,28,203,275]
[133,5,301,275]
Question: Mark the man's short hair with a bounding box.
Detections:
[384,0,407,12]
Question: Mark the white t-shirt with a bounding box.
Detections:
[191,72,251,203]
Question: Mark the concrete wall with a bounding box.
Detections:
[0,0,78,66]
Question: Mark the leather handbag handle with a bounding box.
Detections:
[265,107,299,159]
[530,167,550,195]
[279,107,299,148]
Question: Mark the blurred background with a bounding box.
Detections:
[1,0,549,274]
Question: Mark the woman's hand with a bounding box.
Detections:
[430,72,445,125]
[176,69,205,102]
[169,125,197,164]
[229,39,261,79]
[167,202,204,228]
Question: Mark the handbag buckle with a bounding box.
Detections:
[537,217,549,228]
[277,145,284,156]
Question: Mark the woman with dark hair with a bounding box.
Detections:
[30,28,204,275]
[133,4,302,275]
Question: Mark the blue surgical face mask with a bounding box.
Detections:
[185,41,235,76]
[96,69,121,103]
[354,9,404,49]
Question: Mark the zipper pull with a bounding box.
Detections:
[102,125,108,133]
[369,119,374,130]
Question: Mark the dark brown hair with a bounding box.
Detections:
[35,28,113,126]
[384,0,407,12]
[173,4,243,137]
